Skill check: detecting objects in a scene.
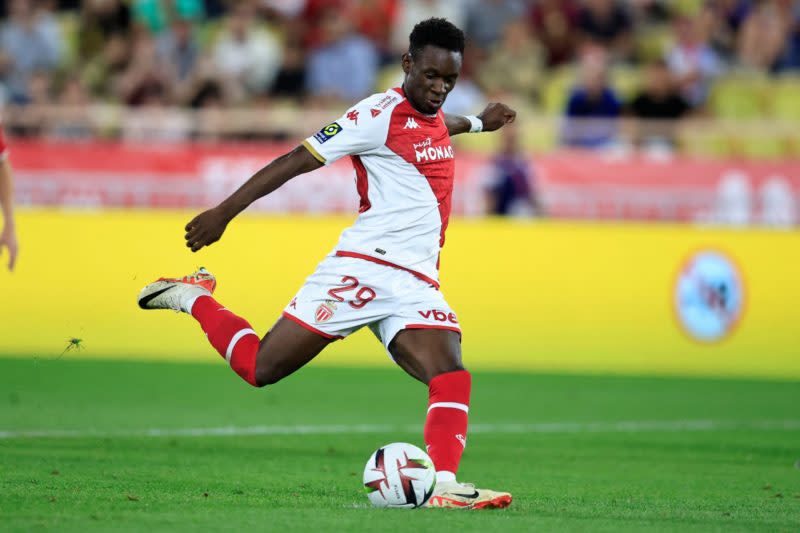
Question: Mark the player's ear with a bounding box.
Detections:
[401,52,412,75]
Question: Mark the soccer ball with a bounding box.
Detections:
[362,442,436,508]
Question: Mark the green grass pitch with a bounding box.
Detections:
[1,357,798,532]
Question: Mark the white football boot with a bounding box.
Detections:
[426,481,512,510]
[137,267,216,313]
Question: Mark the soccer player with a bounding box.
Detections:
[0,125,19,272]
[139,18,516,509]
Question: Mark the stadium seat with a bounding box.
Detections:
[610,67,641,101]
[634,25,672,63]
[769,76,800,121]
[709,74,770,119]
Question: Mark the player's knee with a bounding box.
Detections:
[254,360,287,387]
[426,362,465,383]
[256,364,283,387]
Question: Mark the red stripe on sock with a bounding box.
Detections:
[424,370,471,475]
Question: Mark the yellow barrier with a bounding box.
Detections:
[2,210,798,379]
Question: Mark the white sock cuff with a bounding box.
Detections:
[184,293,206,315]
[427,402,469,414]
[225,328,257,363]
[436,470,457,483]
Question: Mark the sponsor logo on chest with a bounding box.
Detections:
[412,136,454,163]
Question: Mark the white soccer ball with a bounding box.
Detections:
[363,442,436,508]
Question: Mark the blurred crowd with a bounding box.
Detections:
[0,0,799,146]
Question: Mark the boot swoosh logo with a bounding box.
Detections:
[452,491,479,499]
[139,286,172,309]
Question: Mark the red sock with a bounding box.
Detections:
[424,370,471,479]
[190,295,261,387]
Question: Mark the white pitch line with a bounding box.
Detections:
[1,419,799,441]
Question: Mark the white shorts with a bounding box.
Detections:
[282,254,461,353]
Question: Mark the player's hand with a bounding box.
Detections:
[478,103,516,132]
[0,225,18,271]
[184,207,231,252]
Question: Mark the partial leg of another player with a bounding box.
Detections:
[137,268,333,387]
[389,328,512,510]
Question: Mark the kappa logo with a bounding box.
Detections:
[289,298,297,309]
[370,108,381,118]
[346,109,359,125]
[455,434,467,448]
[404,117,419,129]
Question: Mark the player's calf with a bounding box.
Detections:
[138,268,262,387]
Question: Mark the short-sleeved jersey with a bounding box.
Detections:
[303,88,454,288]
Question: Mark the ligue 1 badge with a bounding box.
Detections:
[674,250,744,343]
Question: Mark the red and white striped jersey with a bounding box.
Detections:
[303,88,454,288]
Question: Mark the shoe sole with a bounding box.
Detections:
[426,493,513,510]
[472,494,512,510]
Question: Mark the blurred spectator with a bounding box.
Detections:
[212,3,282,98]
[32,1,64,62]
[51,76,94,139]
[349,0,399,60]
[182,56,234,108]
[390,0,467,55]
[529,0,580,68]
[441,68,485,115]
[627,59,690,149]
[157,17,201,82]
[737,0,792,72]
[81,32,131,99]
[774,1,800,71]
[0,0,62,101]
[704,0,751,63]
[77,0,131,62]
[270,38,306,99]
[627,0,672,26]
[9,70,53,135]
[478,20,543,101]
[465,0,527,50]
[306,8,378,103]
[260,0,307,19]
[577,0,634,61]
[561,50,622,148]
[116,29,175,106]
[131,0,204,34]
[484,124,537,217]
[666,15,724,108]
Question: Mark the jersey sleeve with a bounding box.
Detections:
[302,97,388,165]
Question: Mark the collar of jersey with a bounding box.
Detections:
[393,87,439,119]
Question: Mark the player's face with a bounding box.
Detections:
[402,45,462,115]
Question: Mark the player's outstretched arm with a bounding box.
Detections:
[445,103,517,136]
[184,145,323,252]
[0,158,18,271]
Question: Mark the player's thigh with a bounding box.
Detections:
[255,315,334,385]
[389,328,463,385]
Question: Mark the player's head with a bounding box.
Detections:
[402,18,465,115]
